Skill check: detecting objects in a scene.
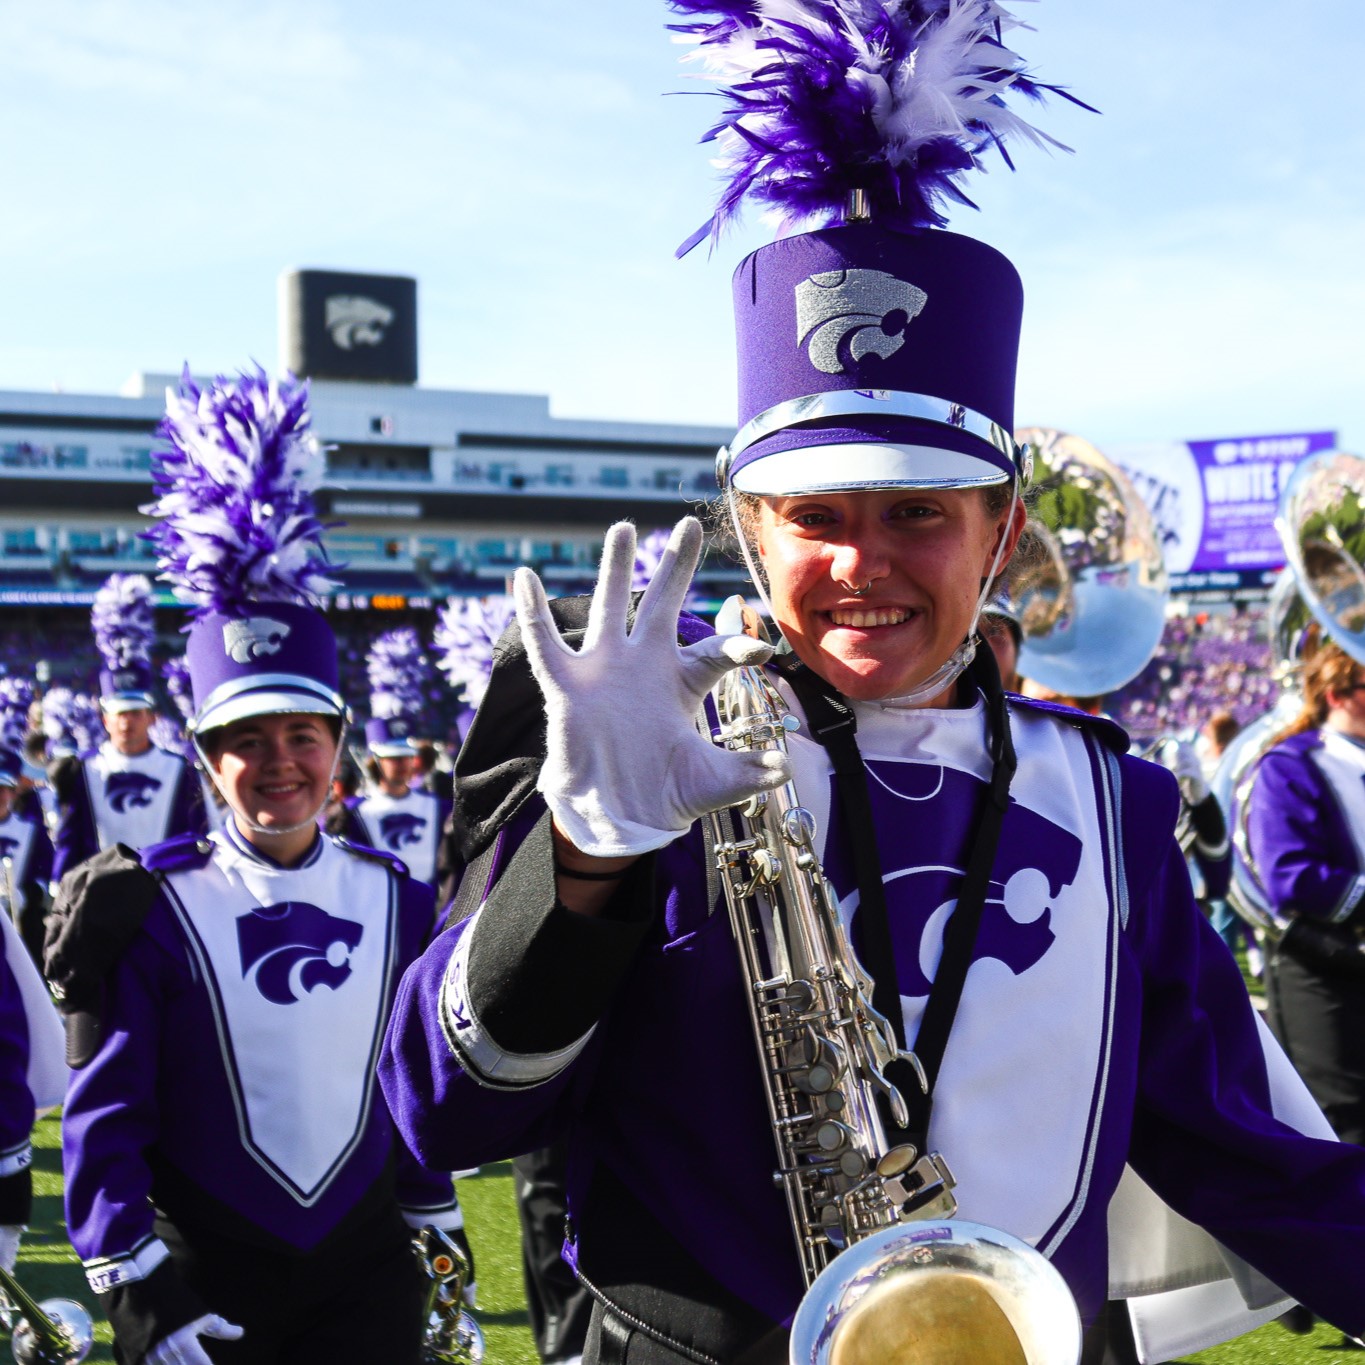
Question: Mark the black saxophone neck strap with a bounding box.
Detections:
[778,644,1017,1148]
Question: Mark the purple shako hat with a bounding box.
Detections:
[669,1,1087,495]
[142,366,344,736]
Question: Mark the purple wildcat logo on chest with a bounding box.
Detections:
[106,771,162,813]
[840,764,1083,997]
[378,812,427,849]
[237,903,364,1006]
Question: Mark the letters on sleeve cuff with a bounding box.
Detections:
[441,920,595,1090]
[97,1253,209,1365]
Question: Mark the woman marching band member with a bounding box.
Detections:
[1244,629,1365,1147]
[48,369,463,1365]
[380,4,1365,1361]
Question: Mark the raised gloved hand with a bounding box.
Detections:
[1163,739,1211,806]
[516,518,791,857]
[0,1225,21,1274]
[146,1314,244,1365]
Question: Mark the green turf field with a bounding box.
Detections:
[10,1113,1356,1363]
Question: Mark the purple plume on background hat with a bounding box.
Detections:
[365,628,431,755]
[143,367,344,734]
[92,573,157,710]
[433,596,517,710]
[669,0,1086,495]
[42,688,104,758]
[0,678,34,753]
[632,529,674,591]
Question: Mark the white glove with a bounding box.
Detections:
[0,1225,21,1274]
[516,518,791,857]
[1164,739,1211,806]
[146,1314,245,1365]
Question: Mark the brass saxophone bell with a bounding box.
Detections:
[789,1220,1080,1365]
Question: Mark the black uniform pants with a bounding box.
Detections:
[514,1144,592,1362]
[1266,947,1365,1145]
[151,1207,426,1365]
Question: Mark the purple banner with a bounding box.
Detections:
[1111,431,1337,576]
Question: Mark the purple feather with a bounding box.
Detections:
[90,573,156,672]
[632,528,675,590]
[668,0,1090,252]
[42,688,106,756]
[0,679,34,752]
[433,596,517,709]
[367,628,432,721]
[164,657,195,723]
[142,366,338,617]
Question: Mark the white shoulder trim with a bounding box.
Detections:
[439,912,593,1090]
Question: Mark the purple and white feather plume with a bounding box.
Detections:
[41,688,105,757]
[90,573,156,672]
[367,628,432,721]
[669,0,1091,251]
[163,657,196,724]
[142,366,337,617]
[0,678,34,752]
[632,528,675,591]
[433,596,517,709]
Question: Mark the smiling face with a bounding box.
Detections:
[206,712,339,845]
[756,487,1024,703]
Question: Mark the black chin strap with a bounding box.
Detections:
[777,643,1017,1150]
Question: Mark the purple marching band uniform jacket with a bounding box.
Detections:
[59,821,462,1351]
[379,616,1365,1357]
[331,790,452,892]
[1245,727,1365,923]
[0,805,54,961]
[50,742,207,884]
[0,900,65,1227]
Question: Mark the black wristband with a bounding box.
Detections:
[553,859,629,882]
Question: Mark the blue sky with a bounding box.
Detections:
[1,0,1361,454]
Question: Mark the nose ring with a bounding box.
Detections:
[850,582,872,597]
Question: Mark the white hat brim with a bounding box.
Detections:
[731,442,1010,496]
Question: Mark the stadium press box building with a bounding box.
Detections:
[0,269,746,691]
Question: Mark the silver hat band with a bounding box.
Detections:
[189,671,346,734]
[716,389,1032,487]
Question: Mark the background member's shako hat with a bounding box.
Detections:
[364,627,431,757]
[91,573,157,712]
[142,367,344,736]
[670,0,1087,495]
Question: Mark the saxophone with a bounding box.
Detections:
[704,598,1082,1365]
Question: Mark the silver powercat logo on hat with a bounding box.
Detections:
[223,617,292,664]
[796,269,928,375]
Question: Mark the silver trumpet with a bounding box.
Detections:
[414,1226,485,1365]
[0,1265,93,1365]
[705,598,1080,1365]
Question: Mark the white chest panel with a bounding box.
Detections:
[163,834,398,1203]
[85,745,184,852]
[354,789,441,885]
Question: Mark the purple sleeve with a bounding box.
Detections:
[26,816,53,890]
[0,944,36,1217]
[1126,838,1365,1334]
[53,764,97,883]
[166,761,208,841]
[61,928,165,1263]
[1246,744,1365,921]
[379,918,579,1175]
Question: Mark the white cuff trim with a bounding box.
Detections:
[0,1142,31,1179]
[401,1203,465,1232]
[1332,873,1365,923]
[84,1235,170,1293]
[440,913,593,1090]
